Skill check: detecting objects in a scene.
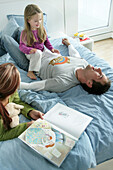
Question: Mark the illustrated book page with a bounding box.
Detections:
[19,119,76,167]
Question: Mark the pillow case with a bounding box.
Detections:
[7,15,24,28]
[7,13,48,33]
[0,18,19,56]
[0,18,19,36]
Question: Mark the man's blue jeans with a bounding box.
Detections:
[1,34,29,71]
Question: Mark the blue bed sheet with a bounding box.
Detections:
[0,37,113,170]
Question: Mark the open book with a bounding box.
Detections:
[19,103,93,167]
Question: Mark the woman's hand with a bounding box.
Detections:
[28,110,44,120]
[51,48,60,54]
[27,110,44,128]
[27,120,35,128]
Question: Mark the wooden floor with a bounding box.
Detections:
[93,38,113,68]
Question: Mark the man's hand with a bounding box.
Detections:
[62,38,70,46]
[28,110,44,120]
[29,48,37,54]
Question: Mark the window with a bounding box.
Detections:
[78,0,113,39]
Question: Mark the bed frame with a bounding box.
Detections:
[0,0,113,169]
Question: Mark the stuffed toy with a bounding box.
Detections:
[5,102,24,128]
[74,32,88,40]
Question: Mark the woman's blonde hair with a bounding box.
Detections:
[22,4,47,46]
[0,63,20,129]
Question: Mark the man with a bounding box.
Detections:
[1,35,111,95]
[20,38,111,95]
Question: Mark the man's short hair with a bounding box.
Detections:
[80,79,111,95]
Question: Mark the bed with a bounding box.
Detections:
[0,1,113,170]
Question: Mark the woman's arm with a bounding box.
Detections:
[9,91,35,119]
[0,119,34,141]
[0,91,44,141]
[9,91,44,120]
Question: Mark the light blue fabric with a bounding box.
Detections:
[7,14,25,28]
[0,18,19,36]
[0,36,113,170]
[0,18,19,56]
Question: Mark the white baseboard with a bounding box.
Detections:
[90,32,113,42]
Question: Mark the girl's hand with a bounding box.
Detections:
[28,110,44,120]
[51,48,60,54]
[29,48,37,54]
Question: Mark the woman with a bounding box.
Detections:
[0,63,43,141]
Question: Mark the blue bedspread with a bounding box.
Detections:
[0,37,113,170]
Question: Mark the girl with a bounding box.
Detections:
[0,63,44,141]
[19,4,59,80]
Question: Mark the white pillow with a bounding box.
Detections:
[0,18,19,56]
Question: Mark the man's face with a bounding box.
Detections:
[85,65,108,85]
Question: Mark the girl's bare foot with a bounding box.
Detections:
[62,38,70,46]
[27,71,37,80]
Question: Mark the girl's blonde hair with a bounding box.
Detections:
[0,63,20,129]
[22,4,47,46]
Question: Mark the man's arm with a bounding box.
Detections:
[62,38,81,58]
[20,80,47,91]
[20,76,74,93]
[68,44,81,58]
